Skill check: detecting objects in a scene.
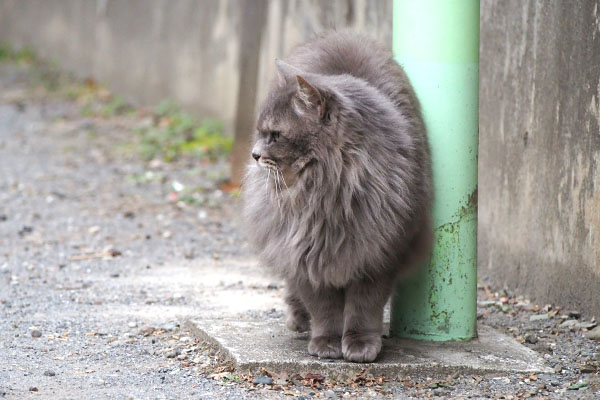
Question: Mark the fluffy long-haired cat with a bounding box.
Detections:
[244,31,432,363]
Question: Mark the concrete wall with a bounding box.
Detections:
[0,0,242,127]
[479,0,600,317]
[0,0,391,134]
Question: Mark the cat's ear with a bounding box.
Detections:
[296,75,326,119]
[276,59,301,85]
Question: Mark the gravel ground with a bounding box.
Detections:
[1,62,599,399]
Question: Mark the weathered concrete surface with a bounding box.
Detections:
[187,319,551,379]
[0,0,243,129]
[479,1,600,317]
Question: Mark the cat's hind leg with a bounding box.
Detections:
[284,280,311,333]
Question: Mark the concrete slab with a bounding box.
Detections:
[181,256,551,379]
[186,318,552,379]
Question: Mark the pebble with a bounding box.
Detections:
[31,329,42,338]
[579,362,597,373]
[529,313,549,321]
[19,226,33,236]
[43,370,56,376]
[568,311,581,319]
[554,364,563,373]
[253,375,274,385]
[161,322,176,332]
[165,350,178,358]
[274,378,288,386]
[559,319,578,328]
[477,300,499,308]
[325,389,337,399]
[585,326,600,340]
[128,321,138,328]
[567,381,588,390]
[524,333,538,344]
[576,321,597,330]
[29,387,38,392]
[138,326,155,336]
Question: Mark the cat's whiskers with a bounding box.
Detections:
[278,168,290,191]
[265,165,281,209]
[274,168,282,210]
[265,168,271,192]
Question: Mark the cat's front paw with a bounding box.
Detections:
[342,333,382,363]
[285,308,310,333]
[308,335,343,359]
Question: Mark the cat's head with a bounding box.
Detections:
[251,60,340,187]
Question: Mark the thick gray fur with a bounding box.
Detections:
[243,31,433,363]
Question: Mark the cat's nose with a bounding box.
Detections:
[252,151,261,161]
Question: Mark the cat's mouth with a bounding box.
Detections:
[258,158,278,170]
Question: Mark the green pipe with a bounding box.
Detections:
[390,0,480,341]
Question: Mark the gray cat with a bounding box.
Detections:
[243,31,432,363]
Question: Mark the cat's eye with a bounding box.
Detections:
[269,131,281,143]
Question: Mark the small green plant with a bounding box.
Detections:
[64,82,97,101]
[102,96,132,117]
[0,44,11,61]
[86,129,98,139]
[137,101,232,162]
[155,99,179,117]
[80,104,95,117]
[0,43,36,64]
[127,170,166,185]
[216,373,243,385]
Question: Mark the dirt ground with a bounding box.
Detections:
[0,62,599,399]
